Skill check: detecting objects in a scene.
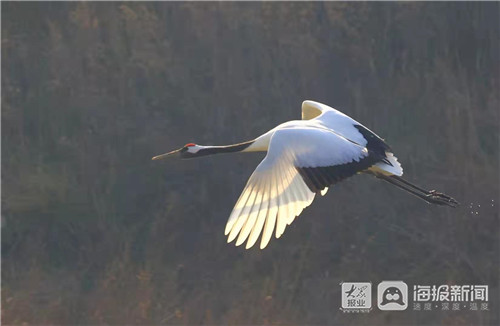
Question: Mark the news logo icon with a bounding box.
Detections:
[378,281,408,311]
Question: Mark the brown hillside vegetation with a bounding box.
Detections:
[2,2,499,325]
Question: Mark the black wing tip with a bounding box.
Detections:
[354,124,392,153]
[295,155,378,193]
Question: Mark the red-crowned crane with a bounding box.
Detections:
[153,100,459,249]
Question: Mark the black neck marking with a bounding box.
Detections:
[181,140,254,159]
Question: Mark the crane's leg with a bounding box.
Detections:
[376,174,459,207]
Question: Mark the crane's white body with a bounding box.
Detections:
[225,100,402,249]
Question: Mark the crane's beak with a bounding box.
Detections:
[151,148,182,161]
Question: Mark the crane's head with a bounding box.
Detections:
[152,143,202,160]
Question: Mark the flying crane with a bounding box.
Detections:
[153,101,459,249]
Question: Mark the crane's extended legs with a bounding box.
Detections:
[376,174,459,207]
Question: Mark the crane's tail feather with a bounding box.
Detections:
[374,152,403,176]
[377,175,459,207]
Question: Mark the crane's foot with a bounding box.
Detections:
[426,190,460,207]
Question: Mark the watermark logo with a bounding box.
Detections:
[340,282,372,313]
[340,281,489,313]
[413,285,489,311]
[377,281,408,311]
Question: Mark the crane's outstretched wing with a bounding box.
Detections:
[302,100,381,147]
[225,127,376,249]
[302,100,403,176]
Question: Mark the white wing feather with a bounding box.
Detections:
[302,100,369,147]
[225,127,369,249]
[303,100,403,176]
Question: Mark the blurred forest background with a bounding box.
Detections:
[2,2,499,325]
